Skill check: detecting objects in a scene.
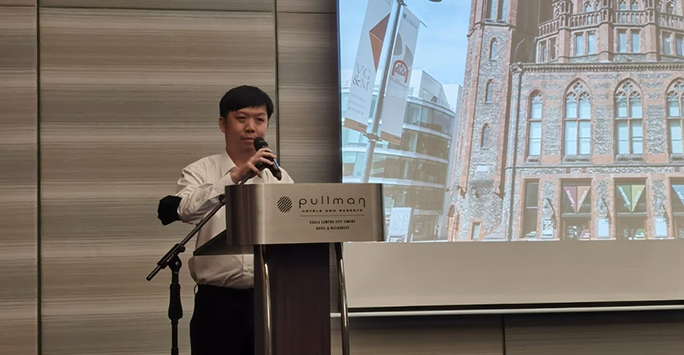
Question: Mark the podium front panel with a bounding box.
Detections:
[225,183,384,245]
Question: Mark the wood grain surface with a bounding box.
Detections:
[0,6,38,355]
[40,0,272,12]
[277,0,336,14]
[277,12,341,183]
[39,7,275,354]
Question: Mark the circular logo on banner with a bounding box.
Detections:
[277,196,292,213]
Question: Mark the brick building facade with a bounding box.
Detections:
[448,0,684,241]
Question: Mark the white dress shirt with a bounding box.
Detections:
[176,150,294,288]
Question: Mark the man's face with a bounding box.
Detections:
[220,106,269,157]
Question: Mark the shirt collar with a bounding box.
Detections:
[220,150,238,177]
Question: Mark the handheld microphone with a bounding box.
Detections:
[238,137,282,184]
[253,137,282,181]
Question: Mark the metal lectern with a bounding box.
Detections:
[204,183,384,355]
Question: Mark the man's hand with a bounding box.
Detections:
[230,147,277,184]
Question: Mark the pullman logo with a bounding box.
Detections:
[277,196,293,213]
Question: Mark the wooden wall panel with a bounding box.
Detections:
[39,8,275,354]
[331,316,504,355]
[277,0,336,14]
[505,311,684,355]
[40,0,272,12]
[276,12,341,183]
[0,6,38,355]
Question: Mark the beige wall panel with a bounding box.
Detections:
[40,8,275,354]
[277,0,335,13]
[0,1,35,5]
[0,6,38,355]
[277,12,340,183]
[506,311,684,355]
[331,316,503,355]
[40,0,272,12]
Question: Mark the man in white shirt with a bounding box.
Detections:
[175,86,294,355]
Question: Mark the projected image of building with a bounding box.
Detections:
[449,0,684,241]
[342,71,460,242]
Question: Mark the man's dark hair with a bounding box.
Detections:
[219,85,274,119]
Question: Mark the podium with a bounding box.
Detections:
[206,183,384,355]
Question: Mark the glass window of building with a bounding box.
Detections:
[632,30,640,53]
[676,35,683,56]
[671,183,684,238]
[528,93,543,157]
[490,39,498,60]
[595,0,601,10]
[666,1,675,14]
[615,82,643,156]
[631,0,638,10]
[407,103,422,126]
[539,41,547,63]
[564,83,591,157]
[668,81,684,155]
[341,93,349,114]
[430,109,451,134]
[616,182,648,240]
[619,1,627,11]
[370,154,388,177]
[584,2,592,12]
[342,127,366,146]
[529,122,542,157]
[587,32,596,54]
[420,105,433,127]
[550,38,557,60]
[664,32,672,55]
[342,152,365,177]
[487,0,496,19]
[374,155,448,185]
[522,181,539,238]
[400,130,419,152]
[496,0,504,20]
[420,133,449,159]
[618,30,627,53]
[561,182,592,241]
[575,33,585,56]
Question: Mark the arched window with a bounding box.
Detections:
[490,39,498,60]
[481,124,491,149]
[658,0,676,13]
[667,80,684,154]
[528,93,543,157]
[619,0,628,10]
[485,80,494,102]
[565,82,592,157]
[631,0,638,10]
[595,1,602,10]
[615,81,643,156]
[585,1,593,12]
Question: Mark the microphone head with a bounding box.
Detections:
[253,137,269,151]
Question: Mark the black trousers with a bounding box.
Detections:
[190,285,254,355]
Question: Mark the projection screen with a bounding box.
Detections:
[338,0,684,310]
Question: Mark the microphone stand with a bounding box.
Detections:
[146,194,226,355]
